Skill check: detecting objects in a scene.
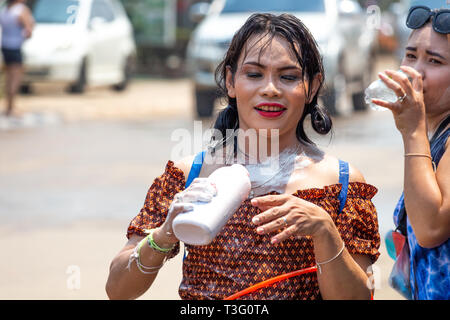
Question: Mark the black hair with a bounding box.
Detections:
[213,13,332,147]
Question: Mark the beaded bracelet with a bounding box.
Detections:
[126,237,163,275]
[146,229,175,254]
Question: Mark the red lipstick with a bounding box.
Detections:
[254,103,287,118]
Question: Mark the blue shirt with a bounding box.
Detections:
[393,127,450,300]
[0,3,25,49]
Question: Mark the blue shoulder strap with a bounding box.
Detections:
[184,151,205,188]
[182,151,205,261]
[338,160,349,215]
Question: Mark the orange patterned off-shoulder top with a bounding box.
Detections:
[127,161,380,300]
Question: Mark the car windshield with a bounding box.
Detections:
[222,0,325,13]
[32,0,80,24]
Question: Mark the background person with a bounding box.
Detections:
[0,0,34,117]
[372,5,450,300]
[106,13,380,300]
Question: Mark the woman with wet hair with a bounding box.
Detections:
[213,13,331,146]
[372,5,450,300]
[106,13,380,300]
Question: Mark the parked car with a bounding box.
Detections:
[14,0,136,93]
[186,0,378,117]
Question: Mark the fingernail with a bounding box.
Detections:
[271,237,278,244]
[251,199,258,206]
[256,227,264,234]
[252,217,260,224]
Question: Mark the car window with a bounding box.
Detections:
[90,0,116,23]
[109,0,127,18]
[31,0,80,24]
[221,0,325,13]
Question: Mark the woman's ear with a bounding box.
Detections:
[307,73,322,104]
[225,66,236,99]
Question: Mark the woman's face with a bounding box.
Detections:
[401,24,450,115]
[226,34,320,141]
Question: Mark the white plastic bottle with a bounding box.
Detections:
[172,164,251,245]
[364,69,411,111]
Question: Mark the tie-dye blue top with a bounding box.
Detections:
[393,127,450,300]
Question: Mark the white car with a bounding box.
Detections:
[187,0,378,116]
[20,0,136,93]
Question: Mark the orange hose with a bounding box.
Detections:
[224,265,374,300]
[224,266,317,300]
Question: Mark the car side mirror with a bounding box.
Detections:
[89,16,107,31]
[189,2,210,23]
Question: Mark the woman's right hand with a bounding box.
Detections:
[371,66,427,137]
[156,178,218,245]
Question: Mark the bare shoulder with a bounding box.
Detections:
[19,5,33,21]
[19,4,31,14]
[173,154,196,179]
[319,154,366,184]
[348,163,367,183]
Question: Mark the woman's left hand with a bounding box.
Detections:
[250,194,334,244]
[371,66,426,137]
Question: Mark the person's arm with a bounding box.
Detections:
[372,66,450,248]
[251,166,374,300]
[105,233,171,300]
[106,157,217,300]
[106,196,197,300]
[402,130,450,248]
[18,5,34,38]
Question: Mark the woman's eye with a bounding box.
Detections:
[247,72,262,78]
[281,75,299,81]
[429,58,442,65]
[405,53,416,59]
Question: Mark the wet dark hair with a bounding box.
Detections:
[213,13,332,146]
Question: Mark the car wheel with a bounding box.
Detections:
[352,92,367,111]
[68,59,87,94]
[112,56,133,92]
[321,87,337,116]
[195,88,217,118]
[322,73,347,117]
[352,50,375,112]
[19,83,32,95]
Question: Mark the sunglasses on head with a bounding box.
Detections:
[406,5,450,34]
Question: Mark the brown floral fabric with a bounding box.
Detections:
[127,161,380,300]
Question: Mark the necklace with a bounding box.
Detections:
[236,143,302,199]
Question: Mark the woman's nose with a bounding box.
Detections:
[404,61,426,81]
[260,76,281,97]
